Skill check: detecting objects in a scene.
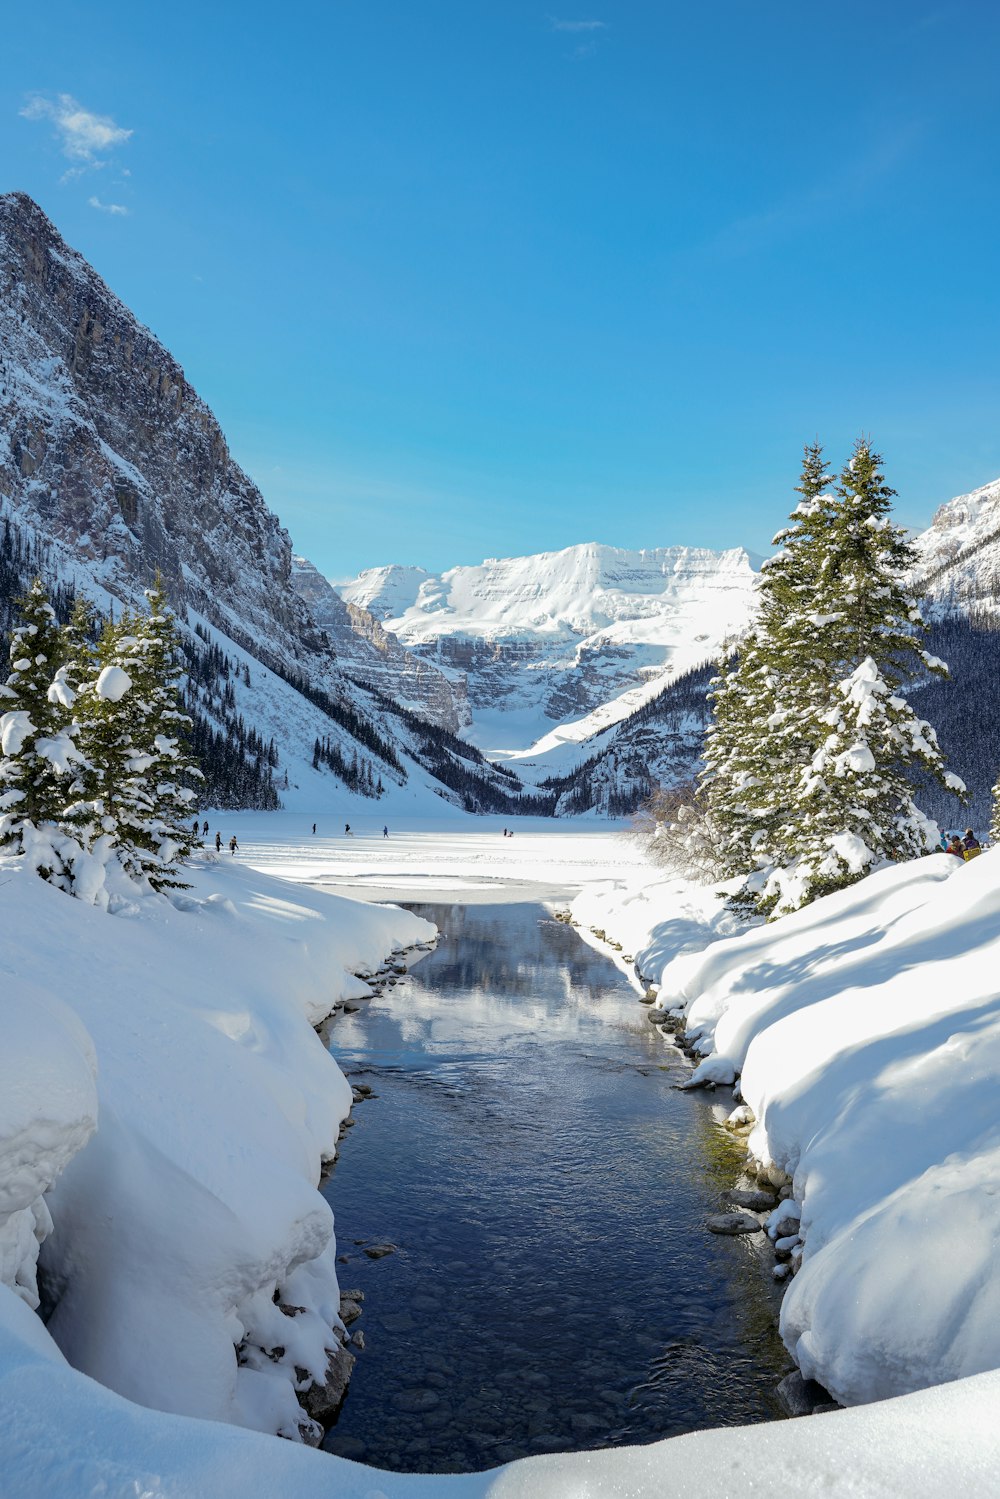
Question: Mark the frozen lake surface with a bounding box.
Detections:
[321,900,787,1473]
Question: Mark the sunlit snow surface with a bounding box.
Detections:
[234,811,649,902]
[2,824,999,1496]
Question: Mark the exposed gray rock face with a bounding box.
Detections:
[300,1342,356,1428]
[0,193,530,814]
[0,191,322,665]
[290,557,468,732]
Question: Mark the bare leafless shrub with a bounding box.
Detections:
[630,779,728,882]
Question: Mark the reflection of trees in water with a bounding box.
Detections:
[404,902,619,1007]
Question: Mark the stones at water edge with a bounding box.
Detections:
[362,1242,397,1259]
[300,1342,356,1431]
[339,1292,364,1328]
[706,1212,765,1235]
[726,1104,755,1130]
[726,1188,778,1213]
[775,1370,840,1418]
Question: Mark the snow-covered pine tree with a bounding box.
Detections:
[68,610,159,885]
[761,439,963,915]
[61,593,99,692]
[699,443,837,901]
[117,579,202,884]
[0,578,82,883]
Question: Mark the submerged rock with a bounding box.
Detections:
[706,1212,764,1236]
[726,1188,778,1212]
[393,1387,441,1413]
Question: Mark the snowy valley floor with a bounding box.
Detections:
[2,821,999,1495]
[230,811,647,903]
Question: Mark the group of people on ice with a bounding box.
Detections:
[944,828,983,861]
[190,819,239,855]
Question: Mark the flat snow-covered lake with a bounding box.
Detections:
[321,900,786,1473]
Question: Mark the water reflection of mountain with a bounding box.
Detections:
[404,901,617,1006]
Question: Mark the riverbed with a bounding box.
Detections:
[321,899,787,1474]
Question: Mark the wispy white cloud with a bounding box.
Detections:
[88,195,130,217]
[696,123,923,263]
[549,17,607,31]
[20,93,132,163]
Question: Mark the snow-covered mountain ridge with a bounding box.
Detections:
[338,543,760,767]
[912,474,1000,610]
[0,192,514,816]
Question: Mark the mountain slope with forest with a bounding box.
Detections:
[0,192,532,816]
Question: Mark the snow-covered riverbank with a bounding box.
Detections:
[0,850,432,1443]
[3,827,999,1496]
[571,848,1000,1411]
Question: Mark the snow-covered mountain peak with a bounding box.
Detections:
[341,541,759,645]
[913,474,1000,608]
[337,541,759,764]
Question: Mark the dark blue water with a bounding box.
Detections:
[321,901,787,1474]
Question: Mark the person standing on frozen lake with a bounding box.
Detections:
[383,825,389,838]
[229,835,239,855]
[312,823,316,834]
[215,831,222,853]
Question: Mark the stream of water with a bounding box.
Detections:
[320,900,787,1473]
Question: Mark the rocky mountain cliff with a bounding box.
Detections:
[0,192,532,816]
[913,476,1000,613]
[290,558,468,733]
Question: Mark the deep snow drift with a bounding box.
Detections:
[572,847,1000,1409]
[0,849,432,1441]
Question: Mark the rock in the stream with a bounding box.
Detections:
[300,1342,356,1426]
[393,1387,440,1413]
[339,1291,363,1326]
[706,1212,764,1236]
[776,1370,838,1418]
[726,1188,777,1212]
[363,1242,397,1259]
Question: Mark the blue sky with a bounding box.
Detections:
[3,1,1000,578]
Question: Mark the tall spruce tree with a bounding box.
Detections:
[700,443,837,899]
[0,579,82,880]
[701,440,962,919]
[69,611,160,884]
[758,440,961,915]
[118,580,202,883]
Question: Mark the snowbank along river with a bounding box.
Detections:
[321,900,787,1473]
